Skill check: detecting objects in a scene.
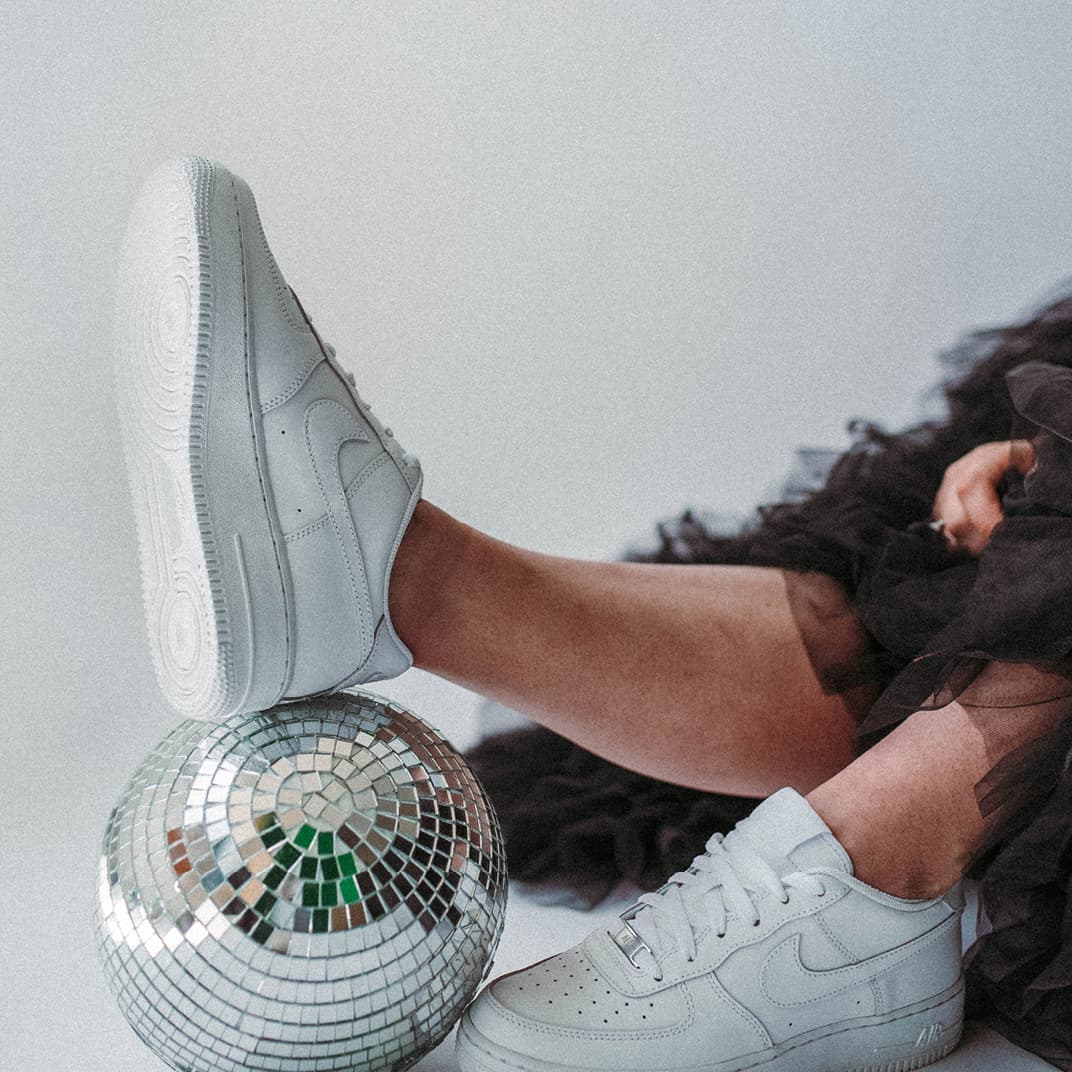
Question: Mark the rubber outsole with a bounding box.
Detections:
[115,157,291,720]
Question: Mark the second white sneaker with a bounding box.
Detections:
[115,156,423,720]
[457,788,965,1072]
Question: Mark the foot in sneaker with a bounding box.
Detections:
[457,788,964,1072]
[115,156,422,720]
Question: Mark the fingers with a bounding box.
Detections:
[1009,437,1037,475]
[947,479,1004,555]
[934,492,967,551]
[931,440,1024,556]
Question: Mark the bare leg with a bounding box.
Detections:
[389,501,877,796]
[808,704,988,899]
[809,661,1072,898]
[390,504,1072,901]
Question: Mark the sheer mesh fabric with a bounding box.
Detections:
[779,570,884,713]
[935,660,1072,856]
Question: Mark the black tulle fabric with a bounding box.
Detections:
[466,287,1072,1069]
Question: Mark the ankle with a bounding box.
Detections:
[388,500,450,663]
[387,500,485,668]
[806,784,969,901]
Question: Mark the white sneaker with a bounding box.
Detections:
[457,789,964,1072]
[115,156,422,720]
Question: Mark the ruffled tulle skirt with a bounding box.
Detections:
[467,308,1072,1069]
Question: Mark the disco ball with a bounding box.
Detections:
[94,692,508,1072]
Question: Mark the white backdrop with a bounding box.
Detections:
[4,4,1072,1069]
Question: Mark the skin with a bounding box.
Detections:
[390,503,866,797]
[931,439,1034,554]
[387,439,1044,899]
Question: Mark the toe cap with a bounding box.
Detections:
[489,945,686,1032]
[458,950,694,1072]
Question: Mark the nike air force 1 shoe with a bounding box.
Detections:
[115,157,422,720]
[457,789,965,1072]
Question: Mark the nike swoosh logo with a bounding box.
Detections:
[303,398,374,654]
[759,921,950,1007]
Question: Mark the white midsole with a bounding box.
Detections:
[455,979,965,1072]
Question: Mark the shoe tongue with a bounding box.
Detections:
[731,788,853,877]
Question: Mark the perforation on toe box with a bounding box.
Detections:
[490,946,685,1032]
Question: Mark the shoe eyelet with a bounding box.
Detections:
[752,920,761,927]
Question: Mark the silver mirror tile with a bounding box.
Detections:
[96,692,507,1071]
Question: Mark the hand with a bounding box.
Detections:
[931,439,1035,555]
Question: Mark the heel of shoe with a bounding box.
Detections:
[837,980,964,1072]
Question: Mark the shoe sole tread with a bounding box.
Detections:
[116,156,291,719]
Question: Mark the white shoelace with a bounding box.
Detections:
[622,832,827,980]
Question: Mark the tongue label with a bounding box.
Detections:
[611,922,652,967]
